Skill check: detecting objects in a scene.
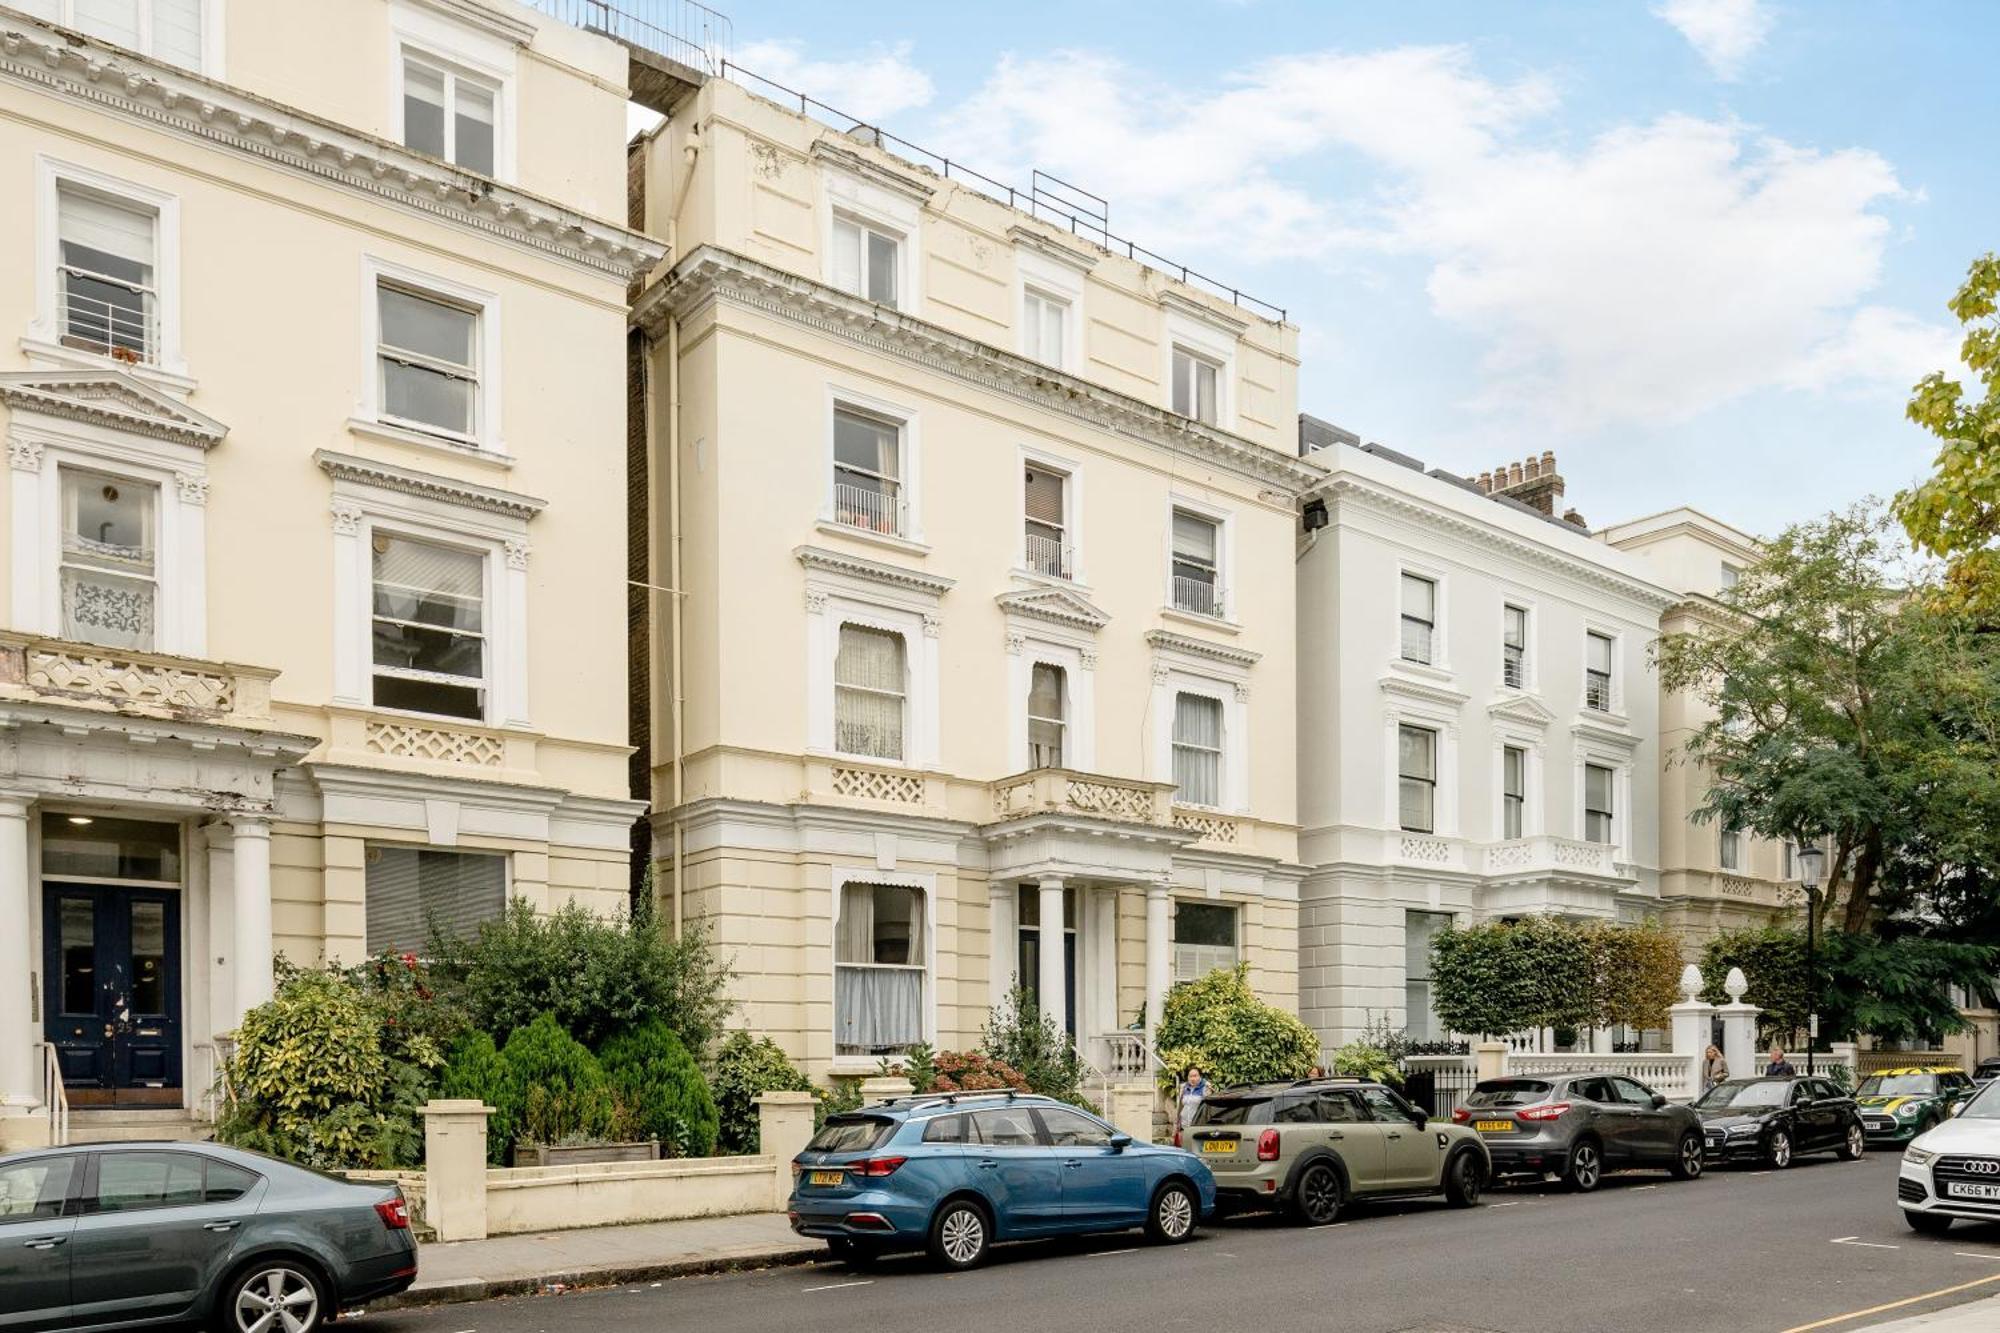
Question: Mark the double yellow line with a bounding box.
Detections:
[1780,1272,2000,1331]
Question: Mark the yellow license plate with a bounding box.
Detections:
[808,1170,845,1186]
[1475,1120,1515,1133]
[1201,1139,1236,1154]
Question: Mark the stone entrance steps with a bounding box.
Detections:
[66,1108,215,1145]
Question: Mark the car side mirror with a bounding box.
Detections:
[1951,1102,1966,1119]
[1409,1109,1428,1128]
[1651,1093,1667,1109]
[1109,1132,1134,1150]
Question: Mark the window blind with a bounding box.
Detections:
[59,188,154,272]
[1024,468,1065,526]
[365,847,506,955]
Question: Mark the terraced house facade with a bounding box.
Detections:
[0,0,659,1150]
[630,71,1313,1080]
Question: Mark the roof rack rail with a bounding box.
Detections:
[881,1088,1027,1110]
[1288,1075,1367,1087]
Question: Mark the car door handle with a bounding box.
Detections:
[1065,1160,1083,1169]
[1326,1131,1345,1141]
[1386,1131,1404,1140]
[22,1236,67,1250]
[203,1220,242,1232]
[976,1160,999,1170]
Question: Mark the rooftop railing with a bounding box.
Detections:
[528,0,730,73]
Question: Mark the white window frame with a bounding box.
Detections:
[388,0,518,183]
[1400,572,1438,666]
[1782,839,1797,880]
[396,49,503,177]
[1719,826,1743,872]
[806,590,940,770]
[55,464,160,654]
[821,385,922,550]
[1010,635,1094,773]
[1502,600,1532,690]
[1583,627,1620,715]
[1397,723,1438,834]
[1165,494,1234,624]
[1014,242,1086,374]
[1152,664,1248,813]
[1018,444,1083,584]
[29,157,186,387]
[830,868,936,1073]
[1381,695,1461,837]
[367,528,493,726]
[1171,898,1240,985]
[821,168,922,314]
[358,256,504,457]
[1500,743,1527,840]
[1162,307,1236,430]
[29,0,225,75]
[1393,559,1452,674]
[1576,756,1629,859]
[831,620,909,764]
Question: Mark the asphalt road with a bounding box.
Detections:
[357,1152,2000,1333]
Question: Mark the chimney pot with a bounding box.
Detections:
[1542,449,1556,469]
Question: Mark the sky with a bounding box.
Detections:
[634,0,1997,539]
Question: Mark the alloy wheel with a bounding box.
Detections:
[1678,1135,1704,1179]
[1297,1164,1340,1224]
[1569,1143,1601,1191]
[1156,1185,1195,1239]
[1846,1124,1866,1159]
[1453,1154,1482,1205]
[234,1267,320,1333]
[938,1206,985,1266]
[1770,1130,1793,1169]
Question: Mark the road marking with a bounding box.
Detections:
[1489,1201,1521,1208]
[801,1280,874,1293]
[1830,1237,1900,1250]
[1632,1185,1658,1192]
[1955,1251,2000,1262]
[1086,1247,1138,1258]
[1779,1273,2000,1332]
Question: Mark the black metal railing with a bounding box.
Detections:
[529,0,730,73]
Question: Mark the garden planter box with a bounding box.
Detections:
[511,1140,658,1167]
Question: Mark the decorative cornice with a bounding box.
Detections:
[1318,474,1680,613]
[1146,629,1262,671]
[1007,224,1098,272]
[641,246,1322,491]
[1158,288,1249,335]
[1572,716,1643,750]
[1487,692,1557,728]
[1379,673,1472,709]
[810,139,937,204]
[795,544,956,598]
[314,449,547,521]
[406,0,537,46]
[996,585,1111,632]
[0,369,227,448]
[0,13,667,281]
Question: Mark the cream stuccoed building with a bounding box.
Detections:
[0,0,660,1149]
[1601,507,1800,948]
[1294,430,1679,1050]
[628,70,1314,1080]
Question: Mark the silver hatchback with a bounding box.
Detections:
[1456,1072,1706,1191]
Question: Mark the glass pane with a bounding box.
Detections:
[1173,693,1221,747]
[1504,606,1526,647]
[866,229,898,305]
[1174,901,1236,947]
[830,217,862,295]
[203,1161,259,1204]
[1173,744,1220,807]
[1402,573,1435,620]
[380,285,474,367]
[64,471,155,566]
[372,621,484,678]
[1400,617,1433,663]
[129,900,164,1015]
[1028,662,1065,721]
[383,358,474,434]
[364,846,507,955]
[834,882,921,965]
[1398,777,1433,832]
[1194,359,1218,423]
[60,897,95,1015]
[91,1152,203,1214]
[152,0,203,69]
[1398,726,1434,781]
[1171,510,1218,563]
[833,408,899,476]
[41,814,181,882]
[1503,747,1524,797]
[1588,633,1613,673]
[402,60,447,157]
[62,567,155,651]
[454,81,496,174]
[1172,350,1193,416]
[1586,764,1613,809]
[371,673,483,719]
[835,624,905,690]
[373,535,485,631]
[0,1157,76,1221]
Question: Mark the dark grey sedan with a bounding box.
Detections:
[0,1141,416,1333]
[1453,1071,1706,1191]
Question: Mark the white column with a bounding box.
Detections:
[205,824,235,1037]
[0,795,35,1116]
[329,502,367,705]
[229,814,273,1023]
[501,539,531,728]
[1144,881,1170,1039]
[9,439,47,632]
[1669,964,1715,1101]
[988,881,1017,1012]
[1037,876,1066,1029]
[1091,888,1118,1040]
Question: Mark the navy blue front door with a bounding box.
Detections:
[42,885,182,1103]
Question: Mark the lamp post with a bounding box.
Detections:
[1798,843,1826,1077]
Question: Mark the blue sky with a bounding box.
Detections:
[669,1,1995,537]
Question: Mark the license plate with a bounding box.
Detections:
[808,1170,845,1186]
[1475,1120,1515,1133]
[1947,1181,2000,1201]
[1201,1140,1236,1154]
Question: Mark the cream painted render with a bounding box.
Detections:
[0,0,659,1147]
[633,76,1309,1079]
[1295,442,1680,1048]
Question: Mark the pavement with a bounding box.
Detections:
[349,1152,2000,1332]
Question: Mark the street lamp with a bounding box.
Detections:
[1798,843,1826,1077]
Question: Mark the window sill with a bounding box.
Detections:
[814,519,931,558]
[347,416,513,468]
[1158,605,1241,635]
[20,336,197,396]
[1577,707,1632,728]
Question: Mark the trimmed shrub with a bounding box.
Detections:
[599,1020,720,1157]
[1430,916,1595,1038]
[979,990,1089,1106]
[440,1031,519,1164]
[1330,1039,1400,1085]
[711,1031,813,1154]
[499,1014,614,1146]
[1154,965,1318,1092]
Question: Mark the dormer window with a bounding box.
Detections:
[401,52,498,176]
[831,213,900,308]
[43,0,207,72]
[1171,346,1220,425]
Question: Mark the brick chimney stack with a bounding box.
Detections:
[1476,449,1569,519]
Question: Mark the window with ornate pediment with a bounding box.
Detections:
[58,467,158,651]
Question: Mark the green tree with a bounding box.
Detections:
[1153,964,1320,1091]
[1429,917,1594,1038]
[599,1019,720,1157]
[1587,920,1684,1032]
[498,1014,614,1146]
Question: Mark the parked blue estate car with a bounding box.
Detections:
[786,1091,1216,1269]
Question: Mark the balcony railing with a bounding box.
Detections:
[1482,835,1621,879]
[1503,649,1525,689]
[527,0,731,73]
[990,767,1176,827]
[1171,575,1224,618]
[0,630,275,724]
[832,481,906,537]
[60,281,156,366]
[1584,675,1613,712]
[1025,532,1072,579]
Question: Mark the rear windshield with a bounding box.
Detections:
[1192,1097,1273,1127]
[1465,1080,1553,1108]
[1695,1080,1788,1110]
[806,1116,895,1154]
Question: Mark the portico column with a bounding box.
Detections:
[0,795,35,1118]
[989,881,1018,1013]
[1144,881,1171,1041]
[1037,876,1066,1029]
[229,814,273,1023]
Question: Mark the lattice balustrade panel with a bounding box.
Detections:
[365,720,505,767]
[1552,839,1608,868]
[1485,841,1534,870]
[1063,778,1156,822]
[27,647,234,714]
[1399,835,1454,864]
[831,765,924,804]
[1172,810,1240,844]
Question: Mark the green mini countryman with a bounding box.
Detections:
[1854,1066,1976,1146]
[1185,1077,1490,1224]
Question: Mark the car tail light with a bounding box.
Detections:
[374,1198,410,1230]
[1451,1107,1471,1124]
[1173,1129,1183,1148]
[850,1156,907,1178]
[1256,1129,1281,1161]
[1514,1101,1572,1122]
[790,1161,803,1178]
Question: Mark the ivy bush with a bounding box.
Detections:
[1154,965,1318,1092]
[710,1031,814,1154]
[499,1013,614,1146]
[599,1020,720,1157]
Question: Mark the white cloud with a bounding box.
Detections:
[732,39,935,124]
[1654,0,1776,81]
[930,44,1943,431]
[1783,305,1963,396]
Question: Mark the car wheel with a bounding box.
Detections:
[1291,1162,1342,1226]
[1563,1139,1603,1193]
[1669,1132,1705,1181]
[1838,1121,1866,1161]
[224,1261,327,1333]
[1145,1180,1198,1244]
[1444,1151,1483,1207]
[1767,1128,1793,1169]
[1905,1209,1953,1235]
[927,1199,991,1271]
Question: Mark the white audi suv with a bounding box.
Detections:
[1899,1075,2000,1233]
